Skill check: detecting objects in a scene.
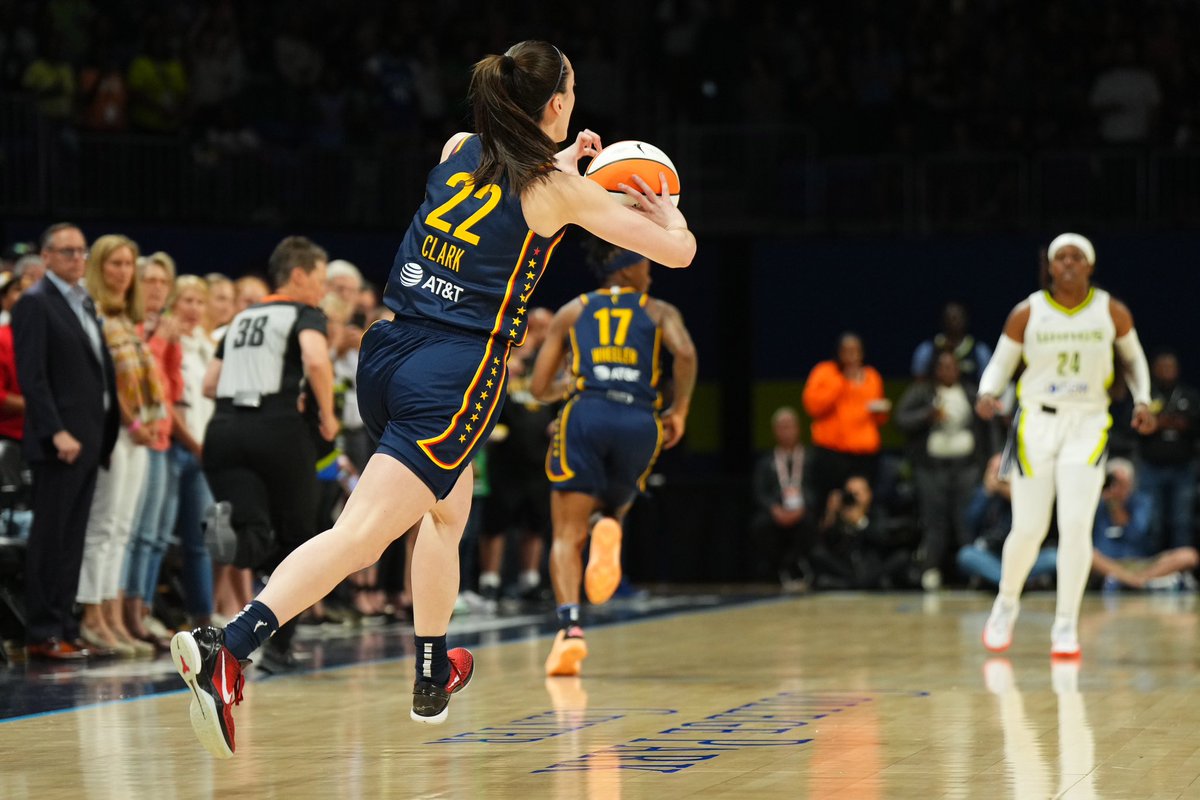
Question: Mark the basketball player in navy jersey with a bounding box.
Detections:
[169,40,695,758]
[532,240,697,677]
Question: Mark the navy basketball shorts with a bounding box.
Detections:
[545,393,663,510]
[358,318,511,499]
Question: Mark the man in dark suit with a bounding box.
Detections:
[12,223,118,659]
[750,406,814,588]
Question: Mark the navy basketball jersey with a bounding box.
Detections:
[384,135,565,344]
[569,288,662,407]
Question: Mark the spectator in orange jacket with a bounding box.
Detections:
[802,333,891,515]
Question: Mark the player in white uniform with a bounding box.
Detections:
[976,233,1155,657]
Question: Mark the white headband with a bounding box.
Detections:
[1047,233,1095,266]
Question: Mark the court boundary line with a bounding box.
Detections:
[0,593,794,725]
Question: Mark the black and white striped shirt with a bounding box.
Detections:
[215,298,326,409]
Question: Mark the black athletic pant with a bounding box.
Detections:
[748,514,814,582]
[914,456,979,573]
[203,406,318,574]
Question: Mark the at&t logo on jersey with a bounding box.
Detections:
[422,275,465,302]
[1048,381,1090,397]
[593,365,641,383]
[402,262,465,303]
[400,262,424,287]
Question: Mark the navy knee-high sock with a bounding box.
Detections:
[415,634,449,685]
[223,600,279,661]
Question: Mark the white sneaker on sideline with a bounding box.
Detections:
[921,568,942,591]
[1050,617,1080,658]
[143,615,172,639]
[983,596,1019,652]
[457,590,493,613]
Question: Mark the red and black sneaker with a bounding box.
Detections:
[410,647,473,725]
[170,627,245,759]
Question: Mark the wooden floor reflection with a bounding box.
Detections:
[1,591,1198,799]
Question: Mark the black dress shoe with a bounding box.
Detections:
[26,638,89,661]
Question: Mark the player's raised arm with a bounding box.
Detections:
[524,171,696,268]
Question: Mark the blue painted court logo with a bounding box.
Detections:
[400,262,424,287]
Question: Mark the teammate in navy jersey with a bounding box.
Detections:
[531,239,697,677]
[170,39,695,758]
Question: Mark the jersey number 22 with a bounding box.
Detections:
[425,172,502,246]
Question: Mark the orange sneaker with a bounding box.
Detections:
[584,517,622,605]
[545,626,588,677]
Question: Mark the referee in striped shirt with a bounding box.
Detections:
[202,236,338,671]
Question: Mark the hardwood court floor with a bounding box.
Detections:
[1,591,1199,799]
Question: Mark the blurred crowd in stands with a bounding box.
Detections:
[2,0,1198,159]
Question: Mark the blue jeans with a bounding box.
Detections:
[957,544,1058,587]
[124,448,177,601]
[172,443,214,617]
[1138,461,1197,551]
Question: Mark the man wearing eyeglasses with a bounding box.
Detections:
[12,222,118,660]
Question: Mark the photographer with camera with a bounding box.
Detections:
[809,475,911,590]
[1090,458,1198,589]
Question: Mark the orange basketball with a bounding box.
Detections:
[584,140,680,207]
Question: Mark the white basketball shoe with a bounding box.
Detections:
[983,596,1019,652]
[1050,617,1081,658]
